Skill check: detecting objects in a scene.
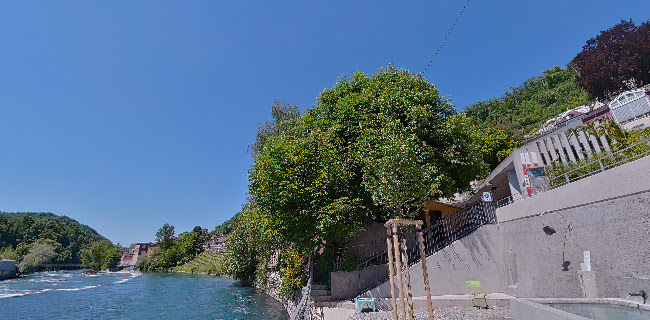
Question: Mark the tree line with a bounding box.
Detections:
[0,212,121,272]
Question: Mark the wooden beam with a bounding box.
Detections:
[386,226,399,320]
[400,238,414,319]
[392,226,407,320]
[385,219,424,227]
[417,226,434,320]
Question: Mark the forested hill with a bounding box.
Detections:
[0,212,107,264]
[463,66,592,172]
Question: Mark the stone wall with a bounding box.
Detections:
[331,264,388,300]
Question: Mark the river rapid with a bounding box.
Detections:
[0,270,288,320]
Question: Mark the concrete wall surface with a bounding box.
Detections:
[497,154,650,222]
[510,299,588,320]
[341,223,386,261]
[364,225,506,298]
[331,264,388,300]
[499,190,650,299]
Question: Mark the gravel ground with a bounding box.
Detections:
[347,307,514,320]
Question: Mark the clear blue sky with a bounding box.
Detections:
[1,1,648,245]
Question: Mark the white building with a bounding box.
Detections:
[608,87,650,130]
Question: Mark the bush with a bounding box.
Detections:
[80,240,122,271]
[18,240,60,273]
[278,248,307,298]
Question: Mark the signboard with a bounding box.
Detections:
[482,192,493,202]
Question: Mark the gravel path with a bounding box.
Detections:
[347,307,514,320]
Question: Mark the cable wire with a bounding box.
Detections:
[423,0,471,73]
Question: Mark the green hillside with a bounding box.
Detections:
[0,212,107,267]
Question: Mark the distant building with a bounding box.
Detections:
[0,259,18,280]
[203,235,228,253]
[607,87,650,130]
[119,243,157,268]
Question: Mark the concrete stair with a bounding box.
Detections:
[310,284,331,302]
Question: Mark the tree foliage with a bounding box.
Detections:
[139,224,207,271]
[17,240,60,273]
[221,206,270,283]
[80,240,122,271]
[249,66,482,254]
[155,223,176,250]
[571,19,650,100]
[464,66,591,171]
[0,212,106,268]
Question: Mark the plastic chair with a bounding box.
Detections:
[466,279,488,308]
[356,297,377,312]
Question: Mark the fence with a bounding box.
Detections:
[345,199,496,272]
[494,136,650,209]
[547,136,650,188]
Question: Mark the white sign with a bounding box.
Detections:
[482,192,493,202]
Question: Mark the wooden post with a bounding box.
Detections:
[392,225,407,320]
[386,226,399,320]
[400,238,414,319]
[417,225,434,320]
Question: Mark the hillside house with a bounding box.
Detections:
[119,243,157,268]
[203,235,228,253]
[608,86,650,130]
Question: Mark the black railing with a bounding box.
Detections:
[337,199,496,272]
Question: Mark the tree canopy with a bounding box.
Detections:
[0,212,106,267]
[571,19,650,100]
[248,66,483,253]
[464,66,591,170]
[80,240,122,271]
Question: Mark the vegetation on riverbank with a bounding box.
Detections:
[137,224,210,271]
[80,240,123,271]
[0,212,109,272]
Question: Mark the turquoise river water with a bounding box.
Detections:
[0,270,289,320]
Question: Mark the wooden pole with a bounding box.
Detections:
[417,226,434,320]
[386,226,399,320]
[392,225,407,320]
[400,238,414,319]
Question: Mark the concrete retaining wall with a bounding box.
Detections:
[358,156,650,300]
[364,225,506,298]
[331,264,388,300]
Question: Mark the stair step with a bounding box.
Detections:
[310,295,331,302]
[310,289,329,296]
[312,284,328,290]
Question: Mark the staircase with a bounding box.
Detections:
[310,284,331,304]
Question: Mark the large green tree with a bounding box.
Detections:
[249,66,483,252]
[80,240,122,271]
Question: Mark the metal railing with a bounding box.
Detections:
[347,200,496,296]
[548,136,650,188]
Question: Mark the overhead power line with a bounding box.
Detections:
[423,0,471,73]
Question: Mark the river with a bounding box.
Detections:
[0,270,289,319]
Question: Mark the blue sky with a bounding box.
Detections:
[1,1,648,245]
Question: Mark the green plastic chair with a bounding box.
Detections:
[466,280,488,308]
